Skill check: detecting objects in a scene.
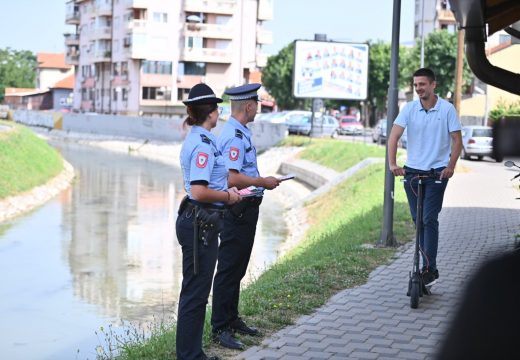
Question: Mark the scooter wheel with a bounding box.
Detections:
[410,281,420,309]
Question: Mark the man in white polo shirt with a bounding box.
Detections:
[388,68,462,286]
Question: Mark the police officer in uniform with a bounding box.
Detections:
[176,83,241,360]
[211,83,281,349]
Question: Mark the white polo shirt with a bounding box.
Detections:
[394,96,461,171]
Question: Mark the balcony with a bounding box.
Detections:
[66,52,79,65]
[258,0,273,20]
[126,0,148,8]
[437,8,456,23]
[184,23,233,39]
[256,52,269,67]
[92,50,111,63]
[123,41,147,59]
[64,33,80,46]
[127,19,148,33]
[183,0,236,15]
[92,26,112,40]
[180,47,232,63]
[256,28,273,45]
[65,8,80,24]
[94,4,112,16]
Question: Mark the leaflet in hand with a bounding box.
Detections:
[278,174,295,182]
[238,186,263,197]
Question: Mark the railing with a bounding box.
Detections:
[64,33,80,45]
[183,0,236,15]
[92,26,112,39]
[256,28,273,44]
[127,19,147,32]
[65,10,80,24]
[180,47,232,63]
[126,0,148,8]
[184,23,233,39]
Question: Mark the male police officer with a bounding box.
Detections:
[212,83,281,350]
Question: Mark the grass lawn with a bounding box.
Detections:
[0,121,63,199]
[104,137,413,359]
[281,135,387,172]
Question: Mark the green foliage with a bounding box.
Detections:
[0,121,63,199]
[488,99,520,122]
[262,42,310,110]
[403,30,472,98]
[367,41,413,112]
[0,48,37,101]
[298,137,386,171]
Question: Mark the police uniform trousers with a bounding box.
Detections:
[176,207,219,360]
[211,202,260,332]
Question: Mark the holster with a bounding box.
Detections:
[230,196,263,218]
[196,207,223,246]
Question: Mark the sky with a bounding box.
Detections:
[0,0,415,55]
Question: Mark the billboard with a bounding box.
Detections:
[293,40,369,100]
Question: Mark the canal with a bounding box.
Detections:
[0,141,290,360]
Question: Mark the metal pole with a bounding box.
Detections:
[379,0,401,247]
[420,0,425,68]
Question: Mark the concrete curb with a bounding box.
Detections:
[279,157,385,206]
[0,160,75,223]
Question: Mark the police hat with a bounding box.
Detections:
[224,83,261,101]
[183,83,223,105]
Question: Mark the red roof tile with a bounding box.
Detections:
[37,53,71,70]
[51,74,75,89]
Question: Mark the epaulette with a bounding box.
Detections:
[235,129,243,139]
[200,134,211,144]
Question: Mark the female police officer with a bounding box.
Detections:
[176,83,241,360]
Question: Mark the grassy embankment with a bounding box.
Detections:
[102,136,414,360]
[0,120,63,199]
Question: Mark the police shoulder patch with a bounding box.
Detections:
[196,152,209,168]
[229,147,240,161]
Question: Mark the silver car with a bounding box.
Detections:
[461,126,493,161]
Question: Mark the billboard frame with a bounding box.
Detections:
[292,39,370,100]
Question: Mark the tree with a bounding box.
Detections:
[0,48,37,102]
[403,30,472,98]
[366,41,413,125]
[262,42,309,110]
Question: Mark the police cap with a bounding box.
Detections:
[224,83,261,101]
[183,83,223,105]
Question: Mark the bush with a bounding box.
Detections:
[489,100,520,122]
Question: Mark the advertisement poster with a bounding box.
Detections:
[293,40,369,100]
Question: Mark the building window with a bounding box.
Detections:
[181,62,206,76]
[122,88,128,101]
[142,86,171,100]
[113,88,118,101]
[177,88,190,101]
[153,12,168,23]
[112,62,120,76]
[142,60,172,74]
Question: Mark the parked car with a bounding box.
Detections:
[287,114,338,137]
[372,119,388,144]
[461,125,493,161]
[257,110,312,124]
[337,115,364,135]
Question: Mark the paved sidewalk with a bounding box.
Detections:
[238,159,520,360]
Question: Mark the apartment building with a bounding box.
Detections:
[65,0,273,116]
[414,0,457,40]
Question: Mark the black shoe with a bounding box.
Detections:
[213,328,244,350]
[230,317,259,336]
[201,352,220,360]
[422,269,438,287]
